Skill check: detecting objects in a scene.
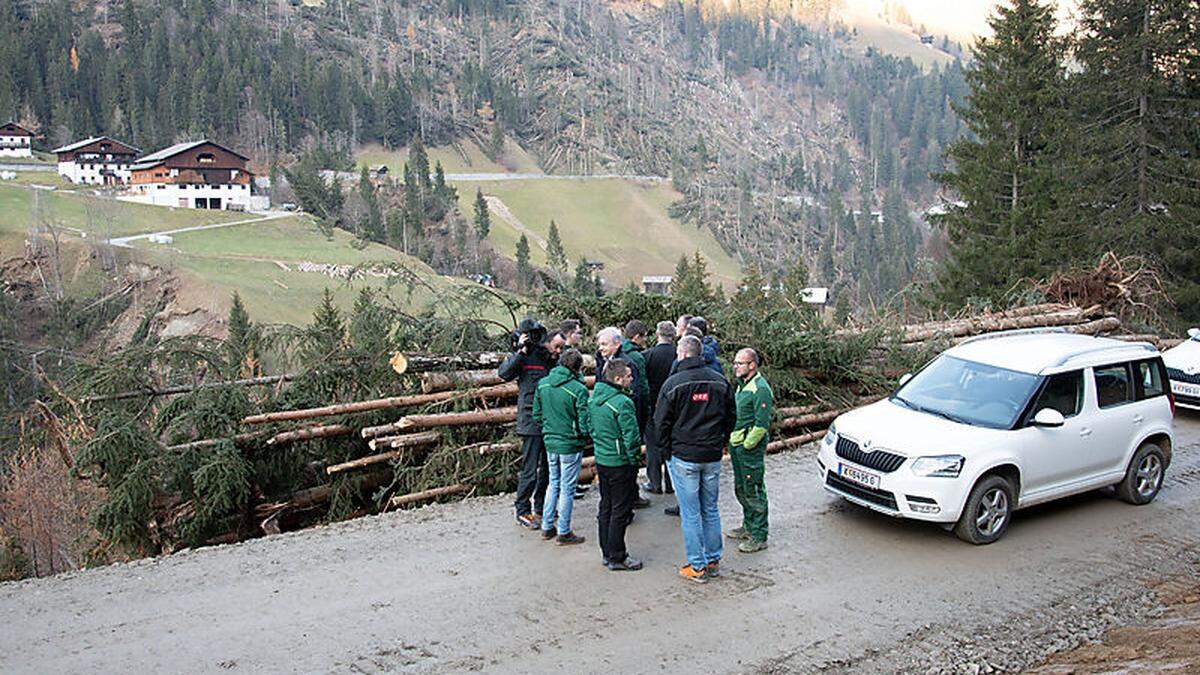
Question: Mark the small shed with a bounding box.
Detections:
[801,287,829,305]
[643,275,673,295]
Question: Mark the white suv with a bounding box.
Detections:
[818,331,1175,544]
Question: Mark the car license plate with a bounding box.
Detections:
[1171,381,1200,398]
[838,463,881,489]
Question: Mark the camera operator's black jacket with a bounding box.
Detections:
[498,347,555,436]
[653,356,736,463]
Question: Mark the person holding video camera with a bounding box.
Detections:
[499,318,558,529]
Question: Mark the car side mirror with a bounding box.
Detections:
[1032,408,1065,428]
[898,373,913,387]
[1188,327,1200,340]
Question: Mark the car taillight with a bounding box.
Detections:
[1167,387,1176,415]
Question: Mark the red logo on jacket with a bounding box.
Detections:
[691,392,709,402]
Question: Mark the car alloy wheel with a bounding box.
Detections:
[1135,454,1163,500]
[975,487,1009,538]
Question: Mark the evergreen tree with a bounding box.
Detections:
[473,188,491,239]
[348,288,390,369]
[433,162,457,205]
[545,220,568,278]
[672,252,713,304]
[357,166,384,243]
[778,258,811,308]
[225,292,260,377]
[1069,0,1200,316]
[514,234,532,291]
[402,163,424,258]
[386,209,405,252]
[409,134,432,201]
[572,256,594,297]
[933,0,1068,306]
[304,289,346,361]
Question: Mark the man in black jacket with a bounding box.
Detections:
[654,335,736,583]
[499,318,557,529]
[641,320,677,494]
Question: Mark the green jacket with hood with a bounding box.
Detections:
[589,380,643,467]
[532,365,591,454]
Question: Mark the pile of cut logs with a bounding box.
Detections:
[162,303,1168,540]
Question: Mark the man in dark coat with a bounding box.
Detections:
[641,320,677,494]
[654,335,736,583]
[498,318,557,529]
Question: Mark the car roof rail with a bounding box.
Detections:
[957,326,1069,346]
[1049,341,1159,369]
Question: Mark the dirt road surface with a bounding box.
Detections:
[3,416,1199,674]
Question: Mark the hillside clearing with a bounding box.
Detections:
[0,183,243,240]
[356,138,541,176]
[131,213,510,325]
[460,177,741,287]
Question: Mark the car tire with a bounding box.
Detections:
[953,475,1014,545]
[1115,442,1166,505]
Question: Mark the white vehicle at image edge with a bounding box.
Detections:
[817,330,1175,544]
[1163,327,1200,410]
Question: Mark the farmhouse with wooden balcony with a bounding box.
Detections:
[125,140,254,210]
[52,136,141,185]
[0,122,33,158]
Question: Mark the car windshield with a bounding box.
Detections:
[892,355,1042,429]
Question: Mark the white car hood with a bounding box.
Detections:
[832,398,1012,458]
[1163,338,1200,375]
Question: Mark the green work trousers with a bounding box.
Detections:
[730,441,768,542]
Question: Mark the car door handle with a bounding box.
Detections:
[1132,415,1144,424]
[1079,428,1093,437]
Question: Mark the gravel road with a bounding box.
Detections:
[3,416,1199,674]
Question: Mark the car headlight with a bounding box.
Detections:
[910,455,964,478]
[823,423,837,446]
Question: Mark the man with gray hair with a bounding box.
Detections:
[596,326,652,509]
[641,320,677,494]
[654,334,736,583]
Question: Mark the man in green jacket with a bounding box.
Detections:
[590,359,644,571]
[621,320,652,427]
[532,349,591,545]
[728,347,773,553]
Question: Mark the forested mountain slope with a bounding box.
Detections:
[1,0,965,301]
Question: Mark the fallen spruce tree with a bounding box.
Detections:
[21,266,1174,569]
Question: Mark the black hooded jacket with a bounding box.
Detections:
[652,356,736,463]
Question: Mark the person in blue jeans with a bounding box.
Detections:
[668,456,724,578]
[653,335,737,583]
[532,349,591,545]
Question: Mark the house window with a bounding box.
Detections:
[198,153,216,164]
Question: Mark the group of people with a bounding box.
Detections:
[497,314,775,583]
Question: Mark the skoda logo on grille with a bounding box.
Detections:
[862,439,873,450]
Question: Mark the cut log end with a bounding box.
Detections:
[390,351,409,376]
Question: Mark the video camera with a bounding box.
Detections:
[511,318,548,353]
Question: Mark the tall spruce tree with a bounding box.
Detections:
[545,220,568,278]
[225,292,260,377]
[1069,0,1200,318]
[934,0,1068,306]
[357,166,384,243]
[473,188,491,239]
[515,234,532,291]
[572,256,594,297]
